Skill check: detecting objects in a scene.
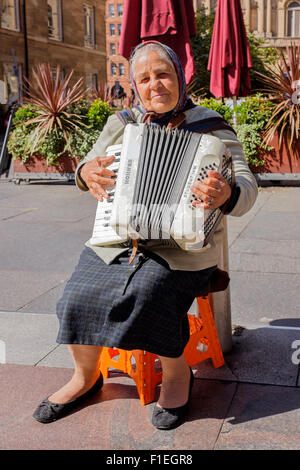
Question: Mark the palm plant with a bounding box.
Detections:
[23,64,86,154]
[255,42,300,149]
[90,81,110,102]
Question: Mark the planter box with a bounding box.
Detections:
[251,134,300,181]
[11,152,79,183]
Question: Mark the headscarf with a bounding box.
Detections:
[129,41,192,125]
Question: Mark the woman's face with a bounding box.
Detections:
[134,50,179,114]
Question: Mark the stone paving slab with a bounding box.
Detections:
[0,312,58,365]
[229,271,300,326]
[1,364,299,450]
[0,364,236,450]
[0,270,69,312]
[215,383,300,450]
[230,237,300,261]
[238,211,300,241]
[17,283,66,314]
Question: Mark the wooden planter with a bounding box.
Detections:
[11,152,79,183]
[251,134,300,182]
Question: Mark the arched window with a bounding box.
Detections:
[287,1,300,37]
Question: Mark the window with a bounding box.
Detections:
[110,43,116,55]
[287,1,300,37]
[51,67,65,81]
[119,63,125,76]
[108,4,114,16]
[48,0,62,41]
[117,23,121,35]
[109,23,115,36]
[86,73,98,90]
[84,4,95,48]
[1,0,20,31]
[117,4,123,16]
[111,62,117,76]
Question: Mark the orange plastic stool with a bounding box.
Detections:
[99,295,224,405]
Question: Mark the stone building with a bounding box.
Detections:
[105,0,132,104]
[0,0,106,106]
[193,0,300,48]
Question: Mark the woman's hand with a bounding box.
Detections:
[191,170,232,210]
[80,156,116,202]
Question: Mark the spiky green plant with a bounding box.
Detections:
[255,42,300,149]
[23,64,86,154]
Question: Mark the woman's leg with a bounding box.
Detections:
[48,344,102,404]
[157,354,191,408]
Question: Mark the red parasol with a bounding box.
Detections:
[207,0,252,99]
[119,0,196,84]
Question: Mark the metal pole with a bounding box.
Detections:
[0,107,16,175]
[211,218,232,353]
[23,0,29,79]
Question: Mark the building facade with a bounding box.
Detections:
[194,0,300,48]
[105,0,131,104]
[0,0,106,106]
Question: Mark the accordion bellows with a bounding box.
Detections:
[90,123,233,252]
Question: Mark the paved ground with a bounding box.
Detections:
[0,177,300,451]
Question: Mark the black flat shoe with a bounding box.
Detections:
[151,367,194,430]
[32,373,104,424]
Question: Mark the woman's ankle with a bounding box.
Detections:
[48,372,99,404]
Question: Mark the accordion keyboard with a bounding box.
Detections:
[90,145,126,246]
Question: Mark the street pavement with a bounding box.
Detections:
[0,177,300,451]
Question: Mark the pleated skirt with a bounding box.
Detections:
[56,246,217,358]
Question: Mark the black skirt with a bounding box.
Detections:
[56,246,217,358]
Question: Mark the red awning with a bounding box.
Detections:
[207,0,252,98]
[119,0,196,84]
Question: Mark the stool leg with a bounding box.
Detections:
[196,297,224,368]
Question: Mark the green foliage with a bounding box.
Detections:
[234,95,275,167]
[7,126,30,162]
[8,98,113,164]
[67,126,102,160]
[198,97,233,123]
[193,93,276,168]
[87,99,113,129]
[236,93,275,126]
[234,123,266,167]
[12,106,38,126]
[190,6,216,96]
[247,33,279,93]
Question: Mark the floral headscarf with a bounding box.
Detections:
[129,41,188,119]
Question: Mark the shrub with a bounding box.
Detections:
[8,97,113,164]
[197,97,233,123]
[234,94,275,167]
[87,98,113,129]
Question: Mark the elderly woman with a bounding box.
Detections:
[33,42,257,429]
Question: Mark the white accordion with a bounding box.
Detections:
[90,123,234,252]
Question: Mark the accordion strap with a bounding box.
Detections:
[181,116,236,135]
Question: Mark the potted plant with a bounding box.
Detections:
[7,64,113,182]
[254,42,300,175]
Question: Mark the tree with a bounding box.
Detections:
[190,7,279,97]
[190,6,215,96]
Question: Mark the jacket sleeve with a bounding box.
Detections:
[211,128,258,217]
[75,113,125,191]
